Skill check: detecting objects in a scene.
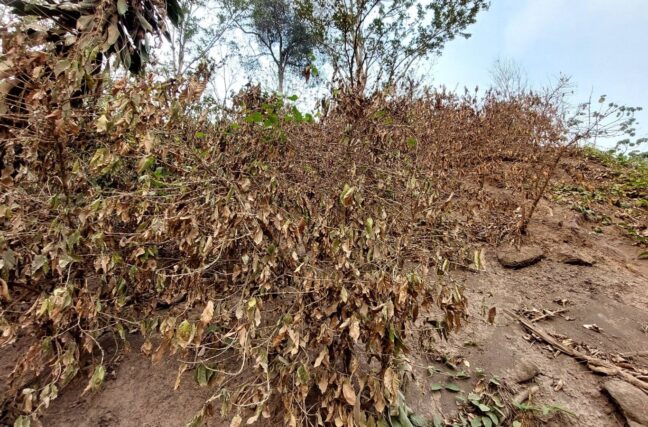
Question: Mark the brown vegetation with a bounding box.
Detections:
[1,5,646,427]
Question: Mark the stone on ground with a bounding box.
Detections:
[508,359,540,383]
[557,246,595,266]
[603,379,648,427]
[497,246,544,269]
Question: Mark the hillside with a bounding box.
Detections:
[1,2,648,425]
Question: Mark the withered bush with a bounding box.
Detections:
[0,19,608,427]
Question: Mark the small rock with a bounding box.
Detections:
[509,360,540,383]
[497,246,544,269]
[557,248,595,266]
[603,379,648,426]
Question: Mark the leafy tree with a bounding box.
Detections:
[227,0,322,93]
[318,0,489,94]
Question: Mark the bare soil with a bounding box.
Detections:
[403,200,648,427]
[3,197,647,427]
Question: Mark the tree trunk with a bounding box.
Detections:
[353,27,366,95]
[277,66,285,95]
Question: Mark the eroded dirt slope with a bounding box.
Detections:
[403,200,648,427]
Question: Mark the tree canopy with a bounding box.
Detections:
[319,0,489,94]
[227,0,322,93]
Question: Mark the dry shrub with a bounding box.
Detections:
[1,70,470,424]
[0,17,631,426]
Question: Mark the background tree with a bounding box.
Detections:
[162,0,233,79]
[489,57,528,98]
[227,0,322,93]
[317,0,489,95]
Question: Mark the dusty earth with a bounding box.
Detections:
[401,200,648,427]
[2,196,647,426]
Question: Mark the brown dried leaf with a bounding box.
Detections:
[200,301,214,326]
[230,414,242,427]
[0,279,11,302]
[349,317,360,343]
[318,370,329,394]
[253,228,263,245]
[174,363,188,390]
[383,367,399,402]
[342,381,356,406]
[314,348,327,368]
[583,324,602,333]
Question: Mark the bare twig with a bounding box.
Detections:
[506,309,648,392]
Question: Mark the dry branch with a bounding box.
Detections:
[506,309,648,393]
[530,308,568,323]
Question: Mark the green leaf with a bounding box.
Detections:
[512,422,522,427]
[433,415,443,427]
[339,184,355,207]
[195,364,209,386]
[176,320,196,348]
[185,413,204,427]
[287,95,299,101]
[2,249,16,272]
[476,403,491,412]
[86,365,105,392]
[31,254,49,275]
[39,383,58,408]
[365,217,374,235]
[263,114,279,127]
[431,383,443,391]
[470,416,482,427]
[427,366,441,375]
[297,363,310,384]
[245,111,263,124]
[486,413,499,425]
[103,22,120,50]
[445,383,461,392]
[53,59,71,76]
[96,115,109,133]
[638,251,648,260]
[59,253,80,269]
[406,138,417,148]
[454,370,471,379]
[467,392,481,401]
[491,395,504,408]
[409,414,427,427]
[481,416,493,427]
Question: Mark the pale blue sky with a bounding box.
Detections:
[432,0,648,148]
